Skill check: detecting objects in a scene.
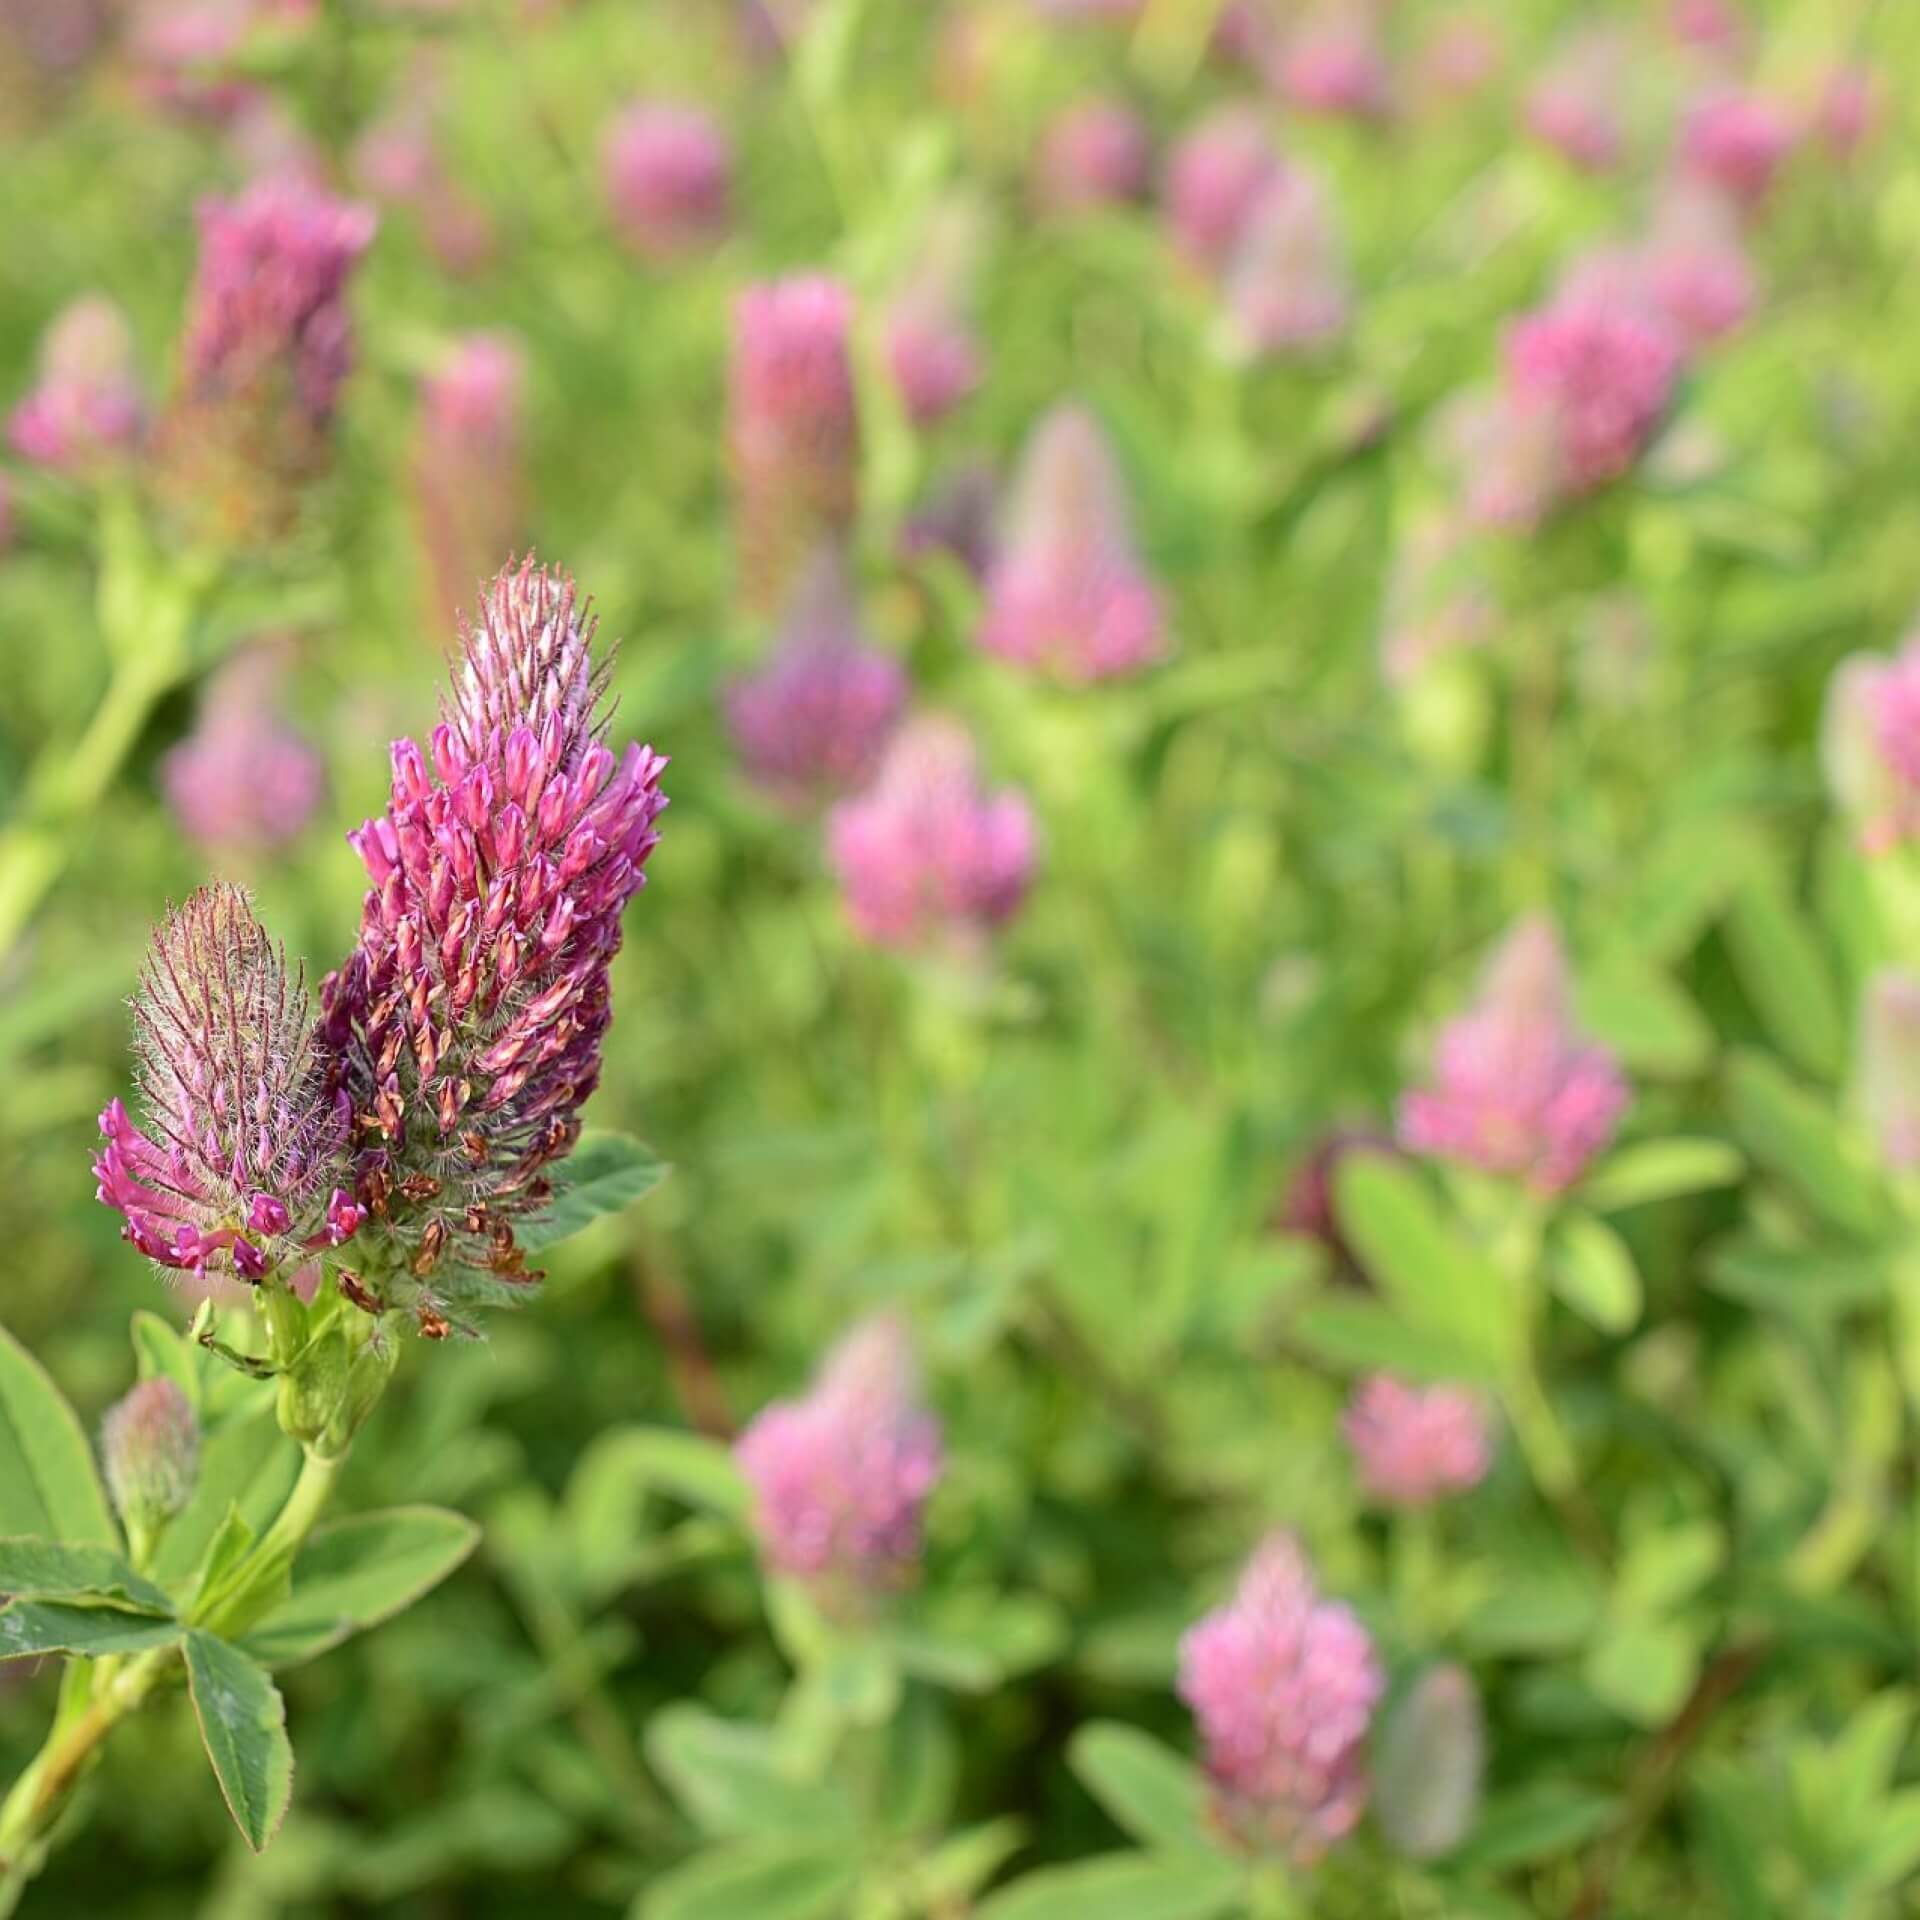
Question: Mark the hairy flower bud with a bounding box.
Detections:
[1343,1374,1492,1506]
[827,716,1036,950]
[1177,1533,1384,1863]
[978,404,1165,680]
[735,1313,944,1598]
[101,1378,200,1539]
[324,558,668,1324]
[729,275,859,612]
[94,884,356,1280]
[725,549,907,807]
[8,295,145,471]
[156,175,375,543]
[604,100,733,262]
[1399,916,1629,1192]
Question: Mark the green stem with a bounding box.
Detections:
[248,1449,343,1582]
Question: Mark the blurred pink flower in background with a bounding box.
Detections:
[1862,972,1920,1173]
[1636,184,1757,345]
[726,549,908,807]
[1178,1533,1384,1864]
[1273,13,1392,122]
[1034,98,1152,215]
[1680,89,1798,212]
[978,403,1165,681]
[413,332,527,637]
[351,66,496,276]
[1344,1375,1492,1506]
[1499,288,1683,503]
[8,295,145,470]
[163,644,325,852]
[1824,637,1920,854]
[603,101,733,262]
[735,1313,944,1598]
[1446,386,1564,532]
[1163,106,1282,279]
[1221,168,1351,358]
[885,197,987,427]
[1667,0,1747,57]
[1277,1124,1398,1275]
[1524,29,1629,173]
[1399,915,1629,1193]
[828,716,1035,950]
[1815,67,1881,162]
[1413,11,1502,108]
[729,274,860,612]
[124,1,259,123]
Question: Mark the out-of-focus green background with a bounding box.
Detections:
[6,1,1920,1914]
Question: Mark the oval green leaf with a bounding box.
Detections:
[0,1323,119,1549]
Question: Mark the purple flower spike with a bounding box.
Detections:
[414,332,527,636]
[1178,1533,1384,1864]
[159,173,375,541]
[827,716,1035,951]
[1344,1375,1492,1507]
[94,884,353,1282]
[8,295,146,471]
[726,550,908,808]
[163,645,325,853]
[735,1313,944,1601]
[1399,916,1629,1193]
[604,101,733,262]
[729,275,860,612]
[978,404,1165,682]
[321,558,667,1316]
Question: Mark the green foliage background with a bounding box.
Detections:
[5,0,1920,1914]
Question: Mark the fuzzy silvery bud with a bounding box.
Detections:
[101,1379,200,1538]
[1374,1664,1486,1860]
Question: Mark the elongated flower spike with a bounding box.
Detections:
[977,403,1165,681]
[323,557,667,1327]
[725,548,908,808]
[735,1312,944,1604]
[94,883,358,1281]
[1178,1532,1384,1863]
[1398,915,1629,1193]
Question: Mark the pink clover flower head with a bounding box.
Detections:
[827,716,1036,950]
[1221,167,1351,359]
[1501,289,1683,500]
[162,646,325,851]
[978,403,1165,681]
[1343,1374,1492,1506]
[94,884,358,1282]
[726,550,908,806]
[101,1378,201,1534]
[1399,915,1629,1192]
[8,295,146,469]
[1680,89,1798,211]
[729,275,860,609]
[1524,30,1630,173]
[320,558,667,1318]
[1274,17,1392,122]
[735,1312,945,1593]
[603,101,733,261]
[1177,1532,1385,1863]
[1034,98,1152,215]
[1165,107,1283,280]
[181,175,377,429]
